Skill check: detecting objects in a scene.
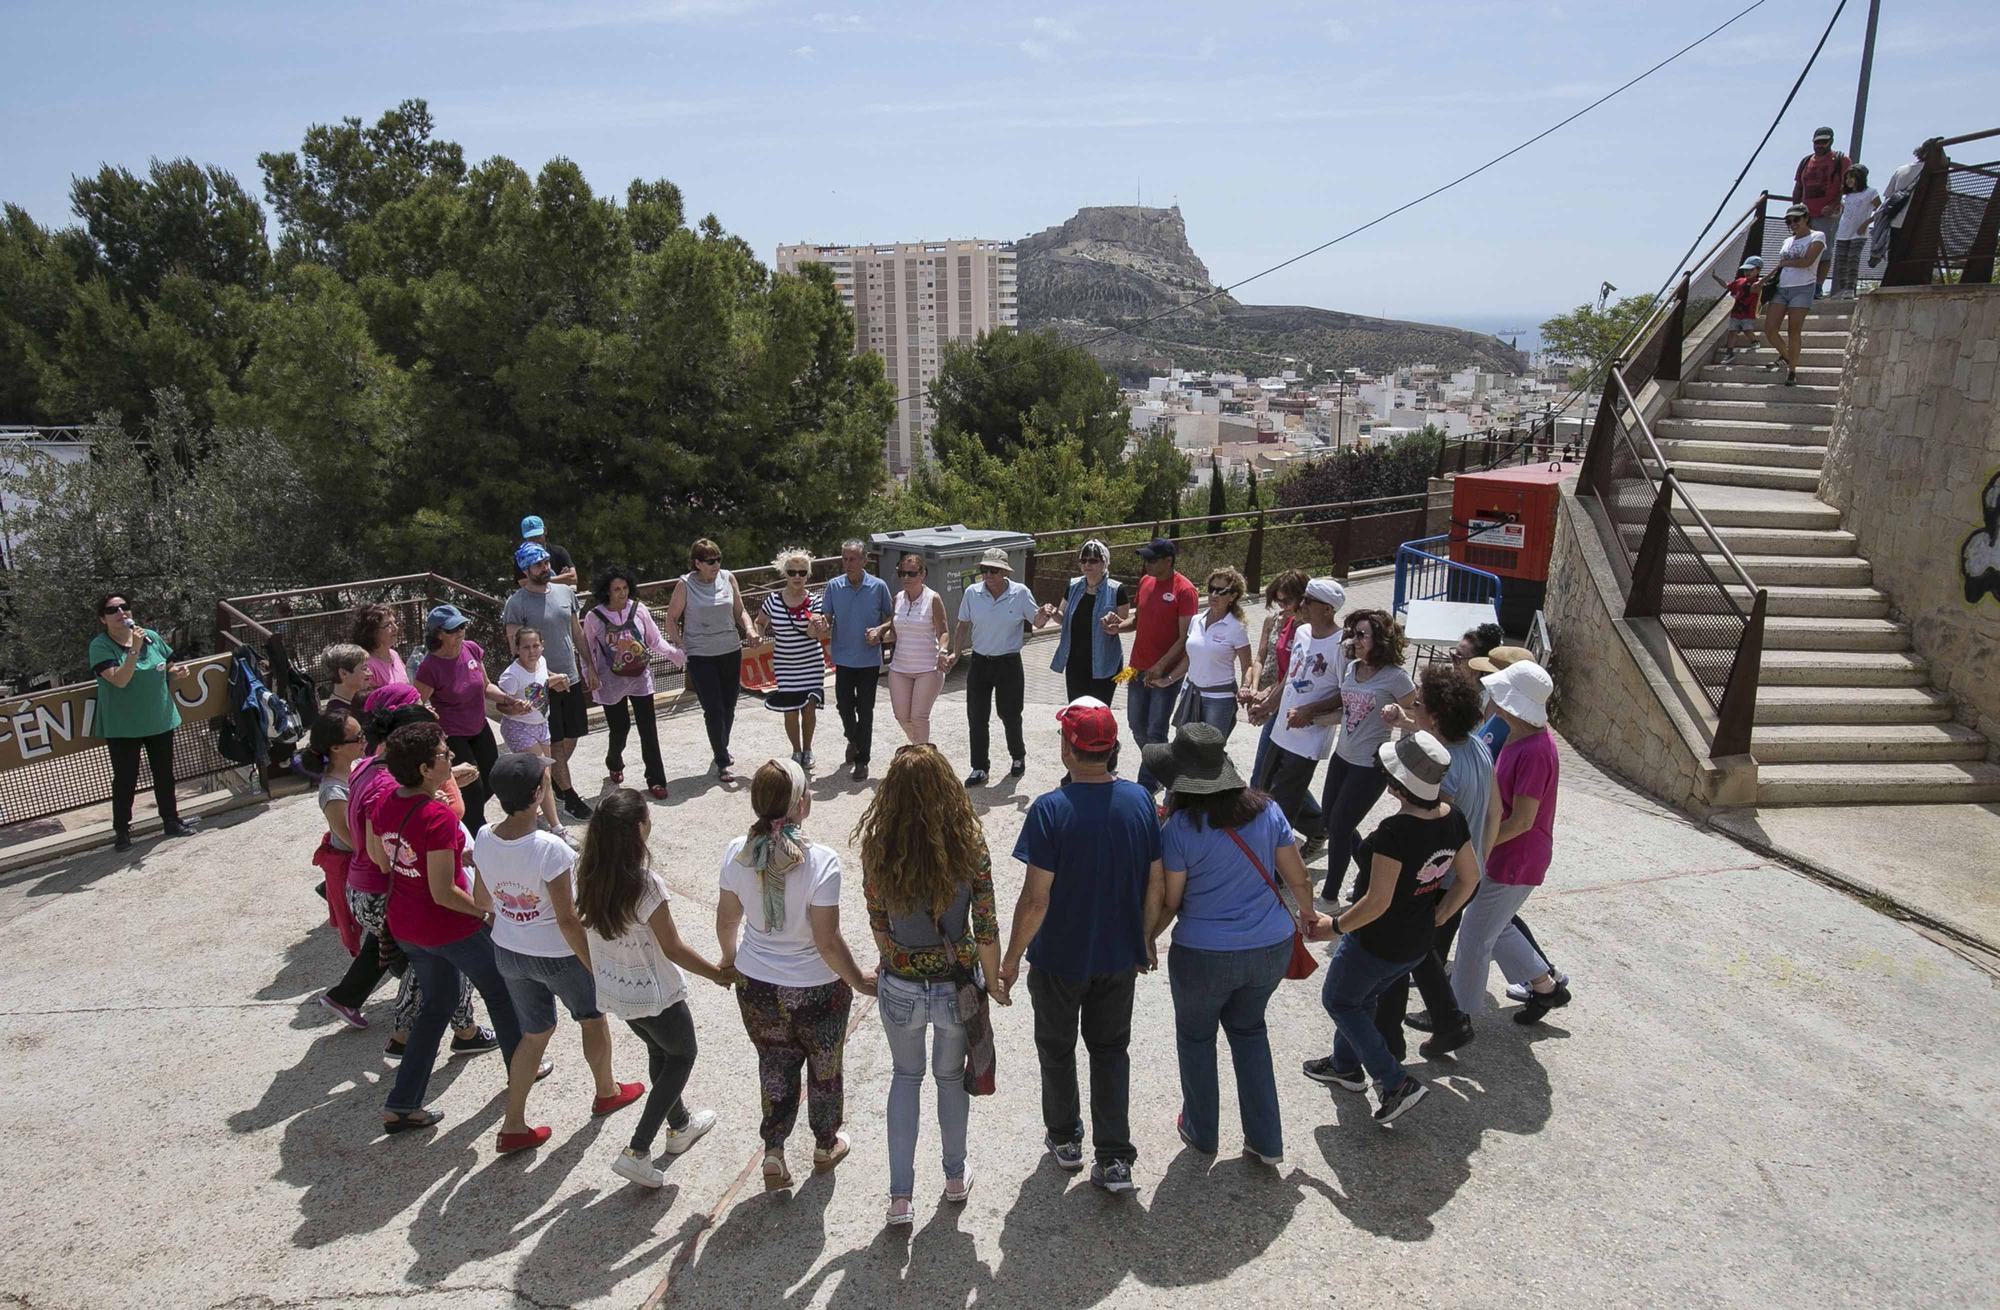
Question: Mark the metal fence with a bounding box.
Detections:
[218,574,513,693]
[1392,535,1505,615]
[1884,128,2000,287]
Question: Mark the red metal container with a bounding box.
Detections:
[1448,464,1573,583]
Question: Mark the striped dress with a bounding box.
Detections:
[761,591,825,712]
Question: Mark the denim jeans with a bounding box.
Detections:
[1321,934,1422,1092]
[1252,720,1322,831]
[386,926,523,1114]
[877,972,969,1199]
[1168,938,1290,1158]
[1127,675,1181,791]
[1028,966,1137,1165]
[1174,685,1240,740]
[1449,880,1550,1014]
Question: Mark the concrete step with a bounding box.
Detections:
[1671,460,1823,492]
[1719,583,1889,618]
[1664,615,1907,652]
[1756,651,1928,687]
[1673,483,1843,529]
[1623,522,1857,556]
[1753,685,1956,724]
[1798,331,1850,348]
[1674,553,1870,587]
[1670,398,1839,426]
[1654,417,1832,446]
[1752,723,1989,764]
[1694,364,1842,386]
[1679,381,1840,406]
[1658,439,1827,469]
[1755,761,2000,805]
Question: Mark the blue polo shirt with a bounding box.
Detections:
[1012,778,1160,979]
[957,579,1038,656]
[821,571,893,668]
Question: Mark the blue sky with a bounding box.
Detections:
[4,0,1995,331]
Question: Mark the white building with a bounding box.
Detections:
[776,239,1018,475]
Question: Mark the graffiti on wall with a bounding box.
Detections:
[0,655,231,770]
[1964,471,2000,606]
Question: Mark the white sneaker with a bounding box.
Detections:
[612,1147,666,1188]
[1504,971,1569,1003]
[659,1108,716,1155]
[1313,895,1339,915]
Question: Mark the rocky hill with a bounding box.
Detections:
[1016,206,1525,381]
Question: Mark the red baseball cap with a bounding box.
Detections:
[1056,696,1119,752]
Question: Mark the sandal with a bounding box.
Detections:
[383,1109,444,1135]
[762,1150,793,1189]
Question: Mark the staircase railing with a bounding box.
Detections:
[1883,128,2000,287]
[1577,195,1777,760]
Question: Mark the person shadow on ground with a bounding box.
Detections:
[658,1163,840,1305]
[1307,1021,1560,1241]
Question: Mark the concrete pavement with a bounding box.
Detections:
[2,588,1997,1309]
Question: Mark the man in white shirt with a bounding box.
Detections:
[949,547,1040,786]
[1247,576,1345,845]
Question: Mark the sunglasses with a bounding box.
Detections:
[696,556,721,566]
[1209,585,1237,595]
[897,569,922,578]
[980,567,1006,575]
[784,569,809,577]
[102,602,132,614]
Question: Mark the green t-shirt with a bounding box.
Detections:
[90,631,183,739]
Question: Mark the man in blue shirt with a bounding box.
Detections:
[1001,697,1164,1194]
[820,539,895,780]
[949,547,1040,786]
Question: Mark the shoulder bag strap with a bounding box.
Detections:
[1223,826,1288,912]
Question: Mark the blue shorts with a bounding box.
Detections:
[1728,315,1758,332]
[1770,282,1817,310]
[494,944,601,1031]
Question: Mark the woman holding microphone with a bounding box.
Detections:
[91,592,195,851]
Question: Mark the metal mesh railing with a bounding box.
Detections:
[1885,129,2000,287]
[0,710,239,832]
[219,574,512,692]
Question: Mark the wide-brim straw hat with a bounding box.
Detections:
[1467,644,1534,675]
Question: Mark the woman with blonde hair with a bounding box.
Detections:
[755,548,829,772]
[717,759,876,1187]
[1160,566,1253,739]
[852,743,1004,1225]
[871,553,950,746]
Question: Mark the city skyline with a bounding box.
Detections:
[3,1,1994,324]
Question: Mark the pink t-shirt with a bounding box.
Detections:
[346,756,401,896]
[366,650,408,689]
[1486,728,1559,887]
[378,792,480,948]
[415,640,488,737]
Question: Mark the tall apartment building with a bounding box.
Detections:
[775,239,1018,475]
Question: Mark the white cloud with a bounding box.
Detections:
[467,0,762,34]
[1020,15,1078,61]
[793,44,816,59]
[811,11,867,30]
[1323,19,1351,42]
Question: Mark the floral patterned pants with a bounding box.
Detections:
[734,977,852,1149]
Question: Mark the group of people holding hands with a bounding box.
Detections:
[259,516,1574,1226]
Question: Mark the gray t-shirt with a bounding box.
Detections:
[1333,659,1416,767]
[318,774,353,853]
[501,584,580,678]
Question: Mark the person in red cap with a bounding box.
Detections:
[1001,696,1163,1195]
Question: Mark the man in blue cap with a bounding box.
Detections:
[504,542,596,819]
[516,515,577,586]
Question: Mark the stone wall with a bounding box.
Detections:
[1821,286,2000,747]
[1544,496,1710,812]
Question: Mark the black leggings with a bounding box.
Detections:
[627,1003,698,1152]
[603,694,666,789]
[1064,661,1119,707]
[683,651,742,767]
[446,724,499,835]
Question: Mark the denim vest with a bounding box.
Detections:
[1051,574,1126,679]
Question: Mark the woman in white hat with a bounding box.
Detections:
[1302,730,1479,1126]
[1449,660,1569,1024]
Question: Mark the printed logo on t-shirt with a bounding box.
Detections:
[1291,648,1329,690]
[521,681,550,716]
[1414,847,1455,893]
[1342,689,1378,735]
[496,885,544,923]
[384,830,422,881]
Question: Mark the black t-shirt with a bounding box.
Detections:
[515,541,575,580]
[1352,807,1470,963]
[1065,581,1133,672]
